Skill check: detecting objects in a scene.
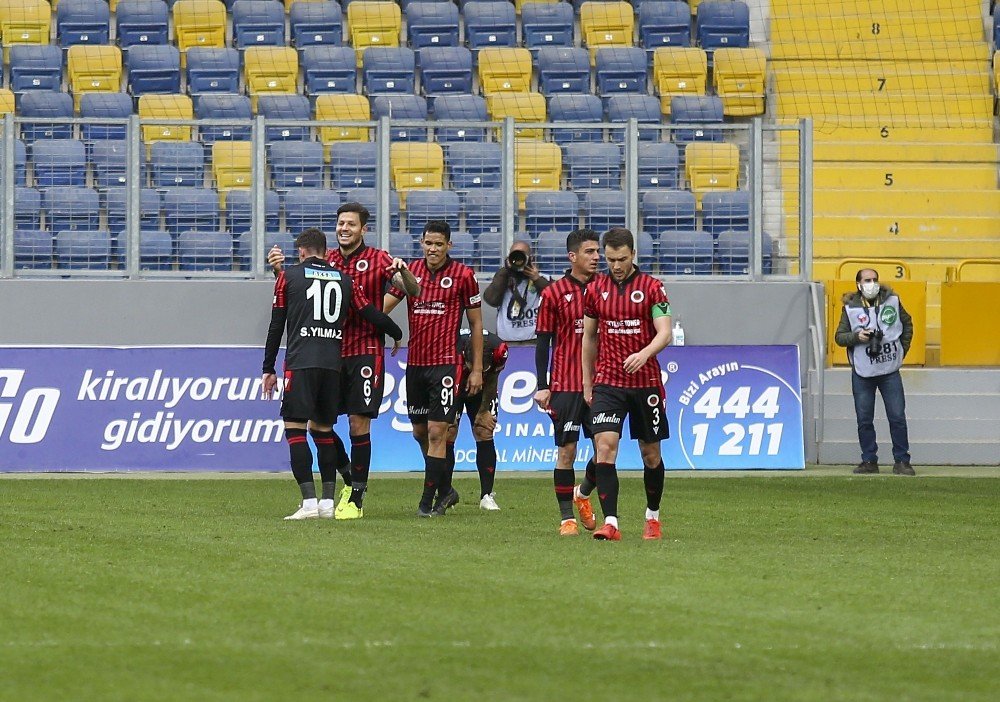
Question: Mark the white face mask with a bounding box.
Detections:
[860,282,880,300]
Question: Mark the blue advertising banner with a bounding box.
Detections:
[0,345,803,472]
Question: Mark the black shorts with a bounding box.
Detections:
[455,388,499,427]
[589,384,669,443]
[406,364,461,424]
[340,354,385,417]
[547,391,593,447]
[280,367,341,425]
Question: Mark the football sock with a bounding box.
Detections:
[438,441,456,497]
[476,440,497,497]
[595,462,619,518]
[321,482,336,500]
[646,508,660,521]
[350,433,372,507]
[605,516,619,529]
[644,460,665,512]
[580,458,597,497]
[310,429,339,488]
[285,428,313,495]
[554,468,576,521]
[330,431,352,486]
[421,455,446,508]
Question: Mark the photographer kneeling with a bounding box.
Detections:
[483,240,550,342]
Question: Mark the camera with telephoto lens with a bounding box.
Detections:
[507,250,529,272]
[865,329,884,356]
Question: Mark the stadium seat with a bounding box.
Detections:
[714,228,753,274]
[712,47,766,116]
[695,0,750,62]
[258,94,312,141]
[522,1,574,54]
[447,142,502,190]
[420,47,474,100]
[150,141,205,187]
[658,228,713,275]
[405,189,460,237]
[105,187,162,233]
[44,186,100,230]
[316,93,372,149]
[269,141,325,188]
[637,142,680,190]
[371,94,429,141]
[363,47,416,95]
[432,94,488,143]
[638,1,690,51]
[80,93,133,140]
[525,191,579,257]
[9,45,63,93]
[464,1,517,52]
[244,47,299,110]
[225,188,280,233]
[670,95,725,148]
[564,143,622,191]
[478,47,533,96]
[537,47,591,95]
[232,0,286,49]
[56,229,112,269]
[701,191,750,235]
[196,94,254,144]
[653,47,708,115]
[139,229,174,271]
[283,189,342,232]
[606,94,662,141]
[177,230,233,271]
[347,1,403,66]
[14,228,53,269]
[172,0,228,62]
[13,140,27,186]
[635,229,658,271]
[549,94,604,145]
[15,187,42,228]
[90,140,133,188]
[303,46,359,96]
[390,142,444,204]
[138,94,194,142]
[33,140,87,187]
[236,229,295,271]
[449,229,477,263]
[595,47,648,102]
[329,142,378,189]
[67,45,124,111]
[0,0,52,56]
[685,142,739,206]
[19,92,74,141]
[163,187,220,233]
[463,188,501,236]
[580,1,635,61]
[116,0,171,50]
[583,189,626,232]
[289,0,343,48]
[515,141,562,208]
[388,230,418,259]
[186,47,241,96]
[406,1,460,55]
[56,0,111,46]
[487,92,547,140]
[127,44,182,95]
[344,186,400,231]
[642,189,696,231]
[0,89,11,115]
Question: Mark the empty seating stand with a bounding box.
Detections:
[116,0,171,51]
[56,0,111,47]
[289,1,343,49]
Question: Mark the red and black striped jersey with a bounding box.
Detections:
[535,272,590,392]
[583,268,669,388]
[327,244,395,357]
[389,257,481,366]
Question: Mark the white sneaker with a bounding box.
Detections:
[479,493,500,511]
[284,503,320,520]
[317,499,335,519]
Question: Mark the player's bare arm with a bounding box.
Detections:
[623,313,672,374]
[388,258,421,298]
[466,307,485,396]
[582,316,598,405]
[474,368,500,432]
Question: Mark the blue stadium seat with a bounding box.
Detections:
[80,93,133,140]
[695,0,750,62]
[196,94,253,144]
[432,94,488,143]
[90,140,132,189]
[150,141,206,187]
[463,188,501,236]
[56,229,112,269]
[637,142,681,189]
[564,143,622,191]
[15,229,53,269]
[225,188,280,233]
[670,95,725,148]
[363,47,417,95]
[289,1,343,49]
[548,94,604,145]
[464,1,517,52]
[371,95,428,141]
[405,190,461,237]
[522,2,575,54]
[139,229,174,271]
[303,46,358,96]
[532,227,568,275]
[116,0,171,50]
[595,47,649,99]
[639,1,691,51]
[14,140,27,186]
[45,187,101,231]
[283,189,342,232]
[994,5,999,50]
[537,47,591,95]
[232,1,286,49]
[636,229,658,272]
[714,228,751,275]
[607,95,663,141]
[344,187,400,232]
[406,1,460,55]
[701,191,751,235]
[177,230,234,271]
[258,94,312,142]
[236,229,291,271]
[642,190,697,232]
[56,0,111,47]
[447,142,501,190]
[420,47,474,100]
[658,228,713,274]
[19,92,75,141]
[583,189,626,232]
[388,230,418,260]
[450,230,476,262]
[9,45,63,93]
[15,187,42,228]
[105,188,162,233]
[126,44,182,95]
[186,48,241,96]
[33,140,87,187]
[329,142,378,190]
[269,141,325,188]
[162,188,220,234]
[525,191,579,240]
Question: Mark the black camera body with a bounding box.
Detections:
[507,250,529,272]
[865,329,884,356]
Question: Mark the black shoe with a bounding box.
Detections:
[416,503,434,518]
[431,487,460,516]
[853,461,879,474]
[892,461,916,476]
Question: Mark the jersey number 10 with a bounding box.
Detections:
[306,279,344,323]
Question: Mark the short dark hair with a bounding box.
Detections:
[423,219,451,241]
[856,268,879,282]
[602,227,634,252]
[337,201,370,227]
[566,228,599,253]
[295,228,327,254]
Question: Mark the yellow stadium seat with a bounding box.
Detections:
[653,47,707,115]
[688,0,703,15]
[244,47,299,111]
[139,94,193,143]
[514,0,558,11]
[994,52,999,111]
[173,0,227,64]
[0,0,51,59]
[478,47,533,96]
[0,88,14,114]
[390,142,444,206]
[67,45,123,112]
[713,48,766,116]
[487,92,546,140]
[514,141,562,209]
[315,94,371,154]
[347,1,402,67]
[213,141,253,195]
[580,1,634,61]
[685,142,739,207]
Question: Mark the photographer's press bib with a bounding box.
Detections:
[498,280,542,342]
[844,295,904,377]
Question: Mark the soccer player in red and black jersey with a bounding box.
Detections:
[268,203,419,519]
[262,229,403,520]
[582,227,673,541]
[385,220,484,517]
[533,229,602,536]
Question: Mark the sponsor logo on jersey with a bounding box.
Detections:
[630,290,645,304]
[562,421,581,432]
[592,412,621,425]
[469,294,481,305]
[304,268,340,280]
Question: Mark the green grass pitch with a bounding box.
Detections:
[2,472,997,701]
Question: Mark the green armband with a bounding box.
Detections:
[652,302,671,319]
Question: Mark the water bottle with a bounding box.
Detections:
[672,318,685,347]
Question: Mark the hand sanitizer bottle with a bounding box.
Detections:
[672,318,685,346]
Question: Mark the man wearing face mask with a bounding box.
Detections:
[835,268,915,476]
[482,240,550,342]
